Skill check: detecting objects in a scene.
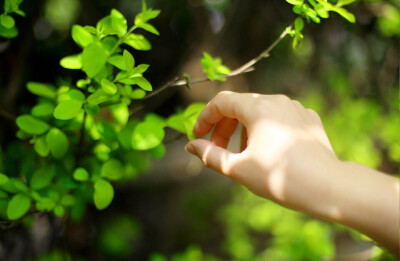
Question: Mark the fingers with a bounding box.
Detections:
[211,117,238,148]
[185,139,239,176]
[193,91,249,137]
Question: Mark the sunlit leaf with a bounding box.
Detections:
[53,100,83,120]
[132,121,165,150]
[46,128,69,159]
[7,193,31,220]
[94,179,114,210]
[16,115,49,135]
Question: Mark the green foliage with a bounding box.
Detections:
[285,0,357,49]
[200,52,231,81]
[0,0,24,38]
[2,0,206,222]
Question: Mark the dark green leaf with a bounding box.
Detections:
[46,128,69,159]
[0,23,18,38]
[54,205,65,217]
[7,193,31,220]
[82,42,108,78]
[27,82,56,99]
[132,121,165,150]
[16,115,50,135]
[85,103,100,116]
[53,100,83,120]
[148,143,166,158]
[94,179,114,210]
[31,103,55,118]
[30,164,56,190]
[0,173,9,185]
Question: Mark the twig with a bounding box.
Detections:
[142,26,291,100]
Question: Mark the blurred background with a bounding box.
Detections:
[0,0,398,260]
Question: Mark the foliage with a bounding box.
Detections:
[0,0,205,222]
[201,52,231,81]
[0,0,24,38]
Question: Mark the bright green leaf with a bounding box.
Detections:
[60,54,82,69]
[72,25,94,47]
[94,179,114,210]
[27,82,56,99]
[82,42,108,78]
[101,159,124,180]
[129,77,152,91]
[108,55,126,70]
[294,17,304,32]
[0,15,15,28]
[73,168,89,181]
[132,121,165,150]
[31,103,55,118]
[46,128,69,159]
[123,34,151,51]
[101,79,118,95]
[0,23,18,38]
[130,88,146,99]
[123,50,135,73]
[87,89,112,105]
[286,0,303,5]
[7,193,31,220]
[34,136,50,157]
[16,115,49,135]
[137,23,159,35]
[53,100,83,120]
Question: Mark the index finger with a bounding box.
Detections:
[193,91,251,137]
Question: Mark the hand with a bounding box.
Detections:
[185,91,399,254]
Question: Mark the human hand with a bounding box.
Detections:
[185,91,339,209]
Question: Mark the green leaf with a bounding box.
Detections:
[123,50,135,73]
[46,128,69,159]
[286,0,303,5]
[87,89,112,105]
[72,25,94,47]
[34,136,50,157]
[167,113,186,133]
[111,104,129,126]
[129,77,152,91]
[148,143,166,158]
[101,159,124,180]
[0,23,18,38]
[73,168,89,181]
[69,89,85,102]
[331,7,355,23]
[123,34,151,51]
[30,164,56,190]
[108,55,126,70]
[31,103,55,118]
[96,9,127,38]
[0,173,9,185]
[60,54,82,69]
[132,121,165,150]
[53,100,83,120]
[101,79,118,95]
[82,42,108,78]
[4,0,23,14]
[130,88,146,99]
[54,205,65,217]
[294,17,304,32]
[27,82,56,99]
[315,4,329,18]
[36,198,55,211]
[12,178,28,192]
[201,52,231,81]
[0,15,15,28]
[85,103,100,116]
[137,23,159,35]
[93,179,114,210]
[7,193,31,220]
[16,115,50,135]
[61,195,76,206]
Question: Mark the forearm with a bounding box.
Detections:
[301,159,399,254]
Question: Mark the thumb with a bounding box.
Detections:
[185,139,238,177]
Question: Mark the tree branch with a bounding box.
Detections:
[142,26,291,100]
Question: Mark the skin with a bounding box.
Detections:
[185,91,400,255]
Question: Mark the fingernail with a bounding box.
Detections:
[185,143,195,154]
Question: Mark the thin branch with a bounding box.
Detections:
[108,25,137,56]
[142,25,291,100]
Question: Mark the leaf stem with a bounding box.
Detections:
[108,25,137,56]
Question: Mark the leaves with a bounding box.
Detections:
[54,100,83,120]
[123,34,151,51]
[34,136,50,157]
[30,164,56,190]
[123,50,135,73]
[82,42,108,78]
[132,121,165,150]
[108,55,126,70]
[60,54,83,69]
[16,115,50,135]
[7,193,31,220]
[201,52,231,81]
[87,89,112,105]
[72,25,94,47]
[167,103,206,140]
[46,128,69,159]
[94,179,114,210]
[0,173,9,185]
[101,79,118,95]
[97,9,128,38]
[0,14,15,28]
[101,159,124,180]
[73,168,89,181]
[27,82,56,99]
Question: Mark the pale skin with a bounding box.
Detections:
[185,91,400,255]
